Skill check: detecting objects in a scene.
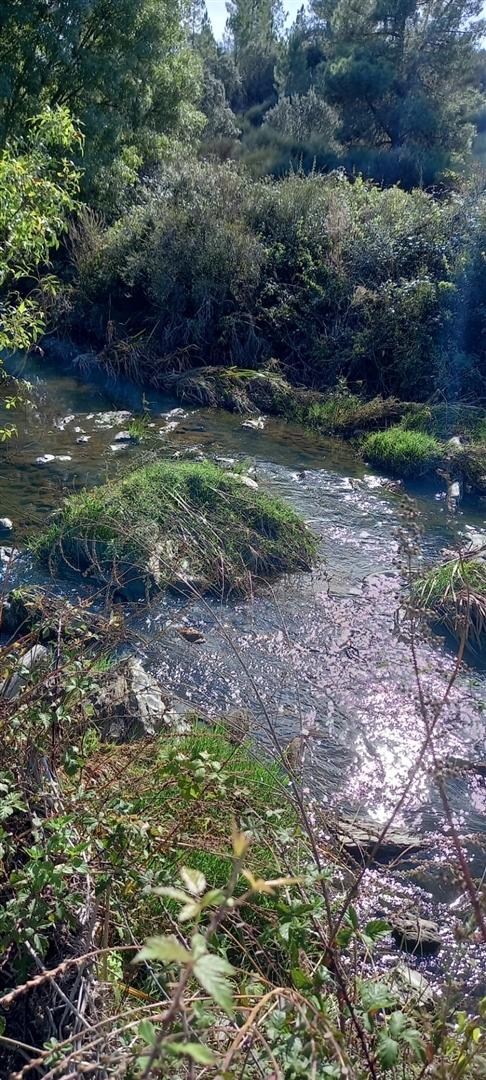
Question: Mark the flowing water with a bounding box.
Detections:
[1,351,485,992]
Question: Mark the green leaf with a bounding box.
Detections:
[136,934,191,966]
[364,918,390,940]
[168,1042,216,1064]
[180,866,207,896]
[291,967,313,990]
[378,1035,399,1069]
[138,1019,156,1045]
[347,905,358,929]
[388,1011,407,1038]
[401,1027,425,1060]
[336,926,353,948]
[193,949,235,1016]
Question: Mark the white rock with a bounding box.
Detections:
[95,410,131,427]
[1,644,50,700]
[230,472,259,490]
[36,454,55,464]
[76,435,91,444]
[0,546,19,564]
[241,416,265,430]
[0,517,13,531]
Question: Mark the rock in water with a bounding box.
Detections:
[113,430,136,443]
[32,459,317,600]
[0,517,13,531]
[336,817,427,862]
[241,416,265,430]
[94,658,169,740]
[390,913,442,956]
[176,626,206,644]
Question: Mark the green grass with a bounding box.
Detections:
[31,459,317,598]
[127,414,151,441]
[362,426,442,477]
[413,556,486,647]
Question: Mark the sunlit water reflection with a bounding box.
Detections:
[1,351,485,989]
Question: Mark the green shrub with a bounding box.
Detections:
[31,459,317,597]
[362,427,442,476]
[65,161,482,400]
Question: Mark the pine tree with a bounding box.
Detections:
[311,0,486,184]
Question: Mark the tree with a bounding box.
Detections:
[311,0,486,186]
[275,7,326,98]
[225,0,284,108]
[0,0,200,205]
[264,88,339,147]
[0,107,80,353]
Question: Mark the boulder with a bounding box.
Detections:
[0,644,50,700]
[390,963,434,1005]
[390,913,442,956]
[94,658,169,740]
[0,546,19,565]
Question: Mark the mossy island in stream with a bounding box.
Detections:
[413,554,486,650]
[31,460,317,599]
[361,427,442,477]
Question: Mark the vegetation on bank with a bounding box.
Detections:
[0,628,484,1078]
[31,459,317,598]
[413,555,486,648]
[63,163,486,401]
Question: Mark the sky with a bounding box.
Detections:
[206,0,304,41]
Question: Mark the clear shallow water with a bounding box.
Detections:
[1,353,485,821]
[1,354,485,976]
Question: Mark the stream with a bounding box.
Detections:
[1,350,485,995]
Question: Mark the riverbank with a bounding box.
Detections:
[0,352,485,1077]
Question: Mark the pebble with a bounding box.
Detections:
[35,454,72,465]
[113,430,135,443]
[76,435,91,444]
[0,517,13,531]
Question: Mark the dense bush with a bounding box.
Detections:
[68,162,485,400]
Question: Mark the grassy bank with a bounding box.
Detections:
[158,367,486,491]
[0,630,484,1078]
[31,458,317,598]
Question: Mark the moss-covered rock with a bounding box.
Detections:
[361,426,442,477]
[454,444,486,495]
[413,555,486,648]
[31,460,317,599]
[162,366,296,416]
